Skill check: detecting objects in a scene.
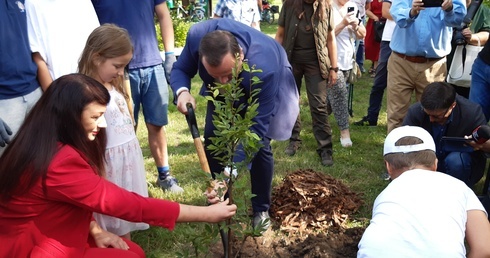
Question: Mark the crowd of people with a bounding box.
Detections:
[1,0,490,256]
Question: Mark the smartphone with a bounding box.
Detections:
[441,136,470,142]
[422,0,443,7]
[347,6,355,13]
[441,136,474,153]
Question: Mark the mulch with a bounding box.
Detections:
[270,169,364,234]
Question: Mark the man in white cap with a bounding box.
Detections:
[357,126,490,258]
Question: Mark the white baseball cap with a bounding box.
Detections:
[383,126,436,156]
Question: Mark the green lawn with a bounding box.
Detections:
[133,20,487,257]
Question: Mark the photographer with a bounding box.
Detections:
[447,0,490,97]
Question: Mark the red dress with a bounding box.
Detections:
[0,144,180,258]
[365,0,383,62]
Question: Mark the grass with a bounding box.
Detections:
[133,21,388,258]
[132,20,488,257]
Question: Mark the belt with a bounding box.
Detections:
[393,52,443,63]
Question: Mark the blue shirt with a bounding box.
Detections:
[0,0,40,99]
[91,0,165,69]
[390,0,466,58]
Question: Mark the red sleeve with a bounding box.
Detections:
[44,145,180,230]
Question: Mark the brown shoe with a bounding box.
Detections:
[284,141,301,156]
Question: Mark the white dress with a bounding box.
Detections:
[93,87,149,236]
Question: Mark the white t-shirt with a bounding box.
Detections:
[26,0,99,80]
[358,169,486,258]
[381,19,396,41]
[381,0,395,41]
[333,1,359,70]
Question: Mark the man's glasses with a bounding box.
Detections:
[423,107,451,119]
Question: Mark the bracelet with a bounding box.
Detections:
[165,51,174,55]
[329,67,339,72]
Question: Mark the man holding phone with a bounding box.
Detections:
[385,0,466,133]
[402,82,486,187]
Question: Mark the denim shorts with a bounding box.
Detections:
[128,64,169,126]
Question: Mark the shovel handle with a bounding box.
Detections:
[185,103,211,174]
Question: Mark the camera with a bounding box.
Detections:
[453,0,482,45]
[347,6,354,13]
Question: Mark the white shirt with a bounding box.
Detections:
[333,1,359,70]
[358,169,486,258]
[26,0,99,80]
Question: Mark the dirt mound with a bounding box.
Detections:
[270,169,364,234]
[209,169,366,257]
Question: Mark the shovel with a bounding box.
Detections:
[184,103,229,258]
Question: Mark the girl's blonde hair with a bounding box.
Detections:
[78,23,133,104]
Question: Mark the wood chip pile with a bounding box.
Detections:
[270,169,363,233]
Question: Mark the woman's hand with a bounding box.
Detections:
[205,199,237,223]
[343,12,359,27]
[89,221,129,250]
[328,70,338,88]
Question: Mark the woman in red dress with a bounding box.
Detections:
[0,74,236,258]
[365,0,383,77]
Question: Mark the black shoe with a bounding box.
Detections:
[252,211,271,233]
[320,150,334,166]
[353,116,377,126]
[284,141,301,156]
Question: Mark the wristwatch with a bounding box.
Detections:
[329,67,339,72]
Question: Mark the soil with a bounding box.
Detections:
[209,169,367,258]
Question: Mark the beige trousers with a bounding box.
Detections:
[386,53,447,133]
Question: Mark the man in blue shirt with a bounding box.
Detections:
[403,82,486,186]
[0,0,42,156]
[386,0,466,133]
[170,19,299,230]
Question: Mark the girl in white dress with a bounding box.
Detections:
[78,24,149,239]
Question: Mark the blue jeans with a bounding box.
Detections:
[438,152,472,186]
[469,57,490,122]
[356,40,365,69]
[128,64,169,126]
[365,41,392,124]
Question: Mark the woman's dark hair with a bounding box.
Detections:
[0,74,110,201]
[421,82,456,110]
[199,30,241,67]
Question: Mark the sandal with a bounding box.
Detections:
[370,72,376,78]
[368,67,375,74]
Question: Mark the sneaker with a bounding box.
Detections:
[284,141,300,156]
[156,176,184,193]
[320,150,334,166]
[340,137,353,147]
[252,211,271,232]
[353,116,377,126]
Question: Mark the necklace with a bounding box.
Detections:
[301,3,313,31]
